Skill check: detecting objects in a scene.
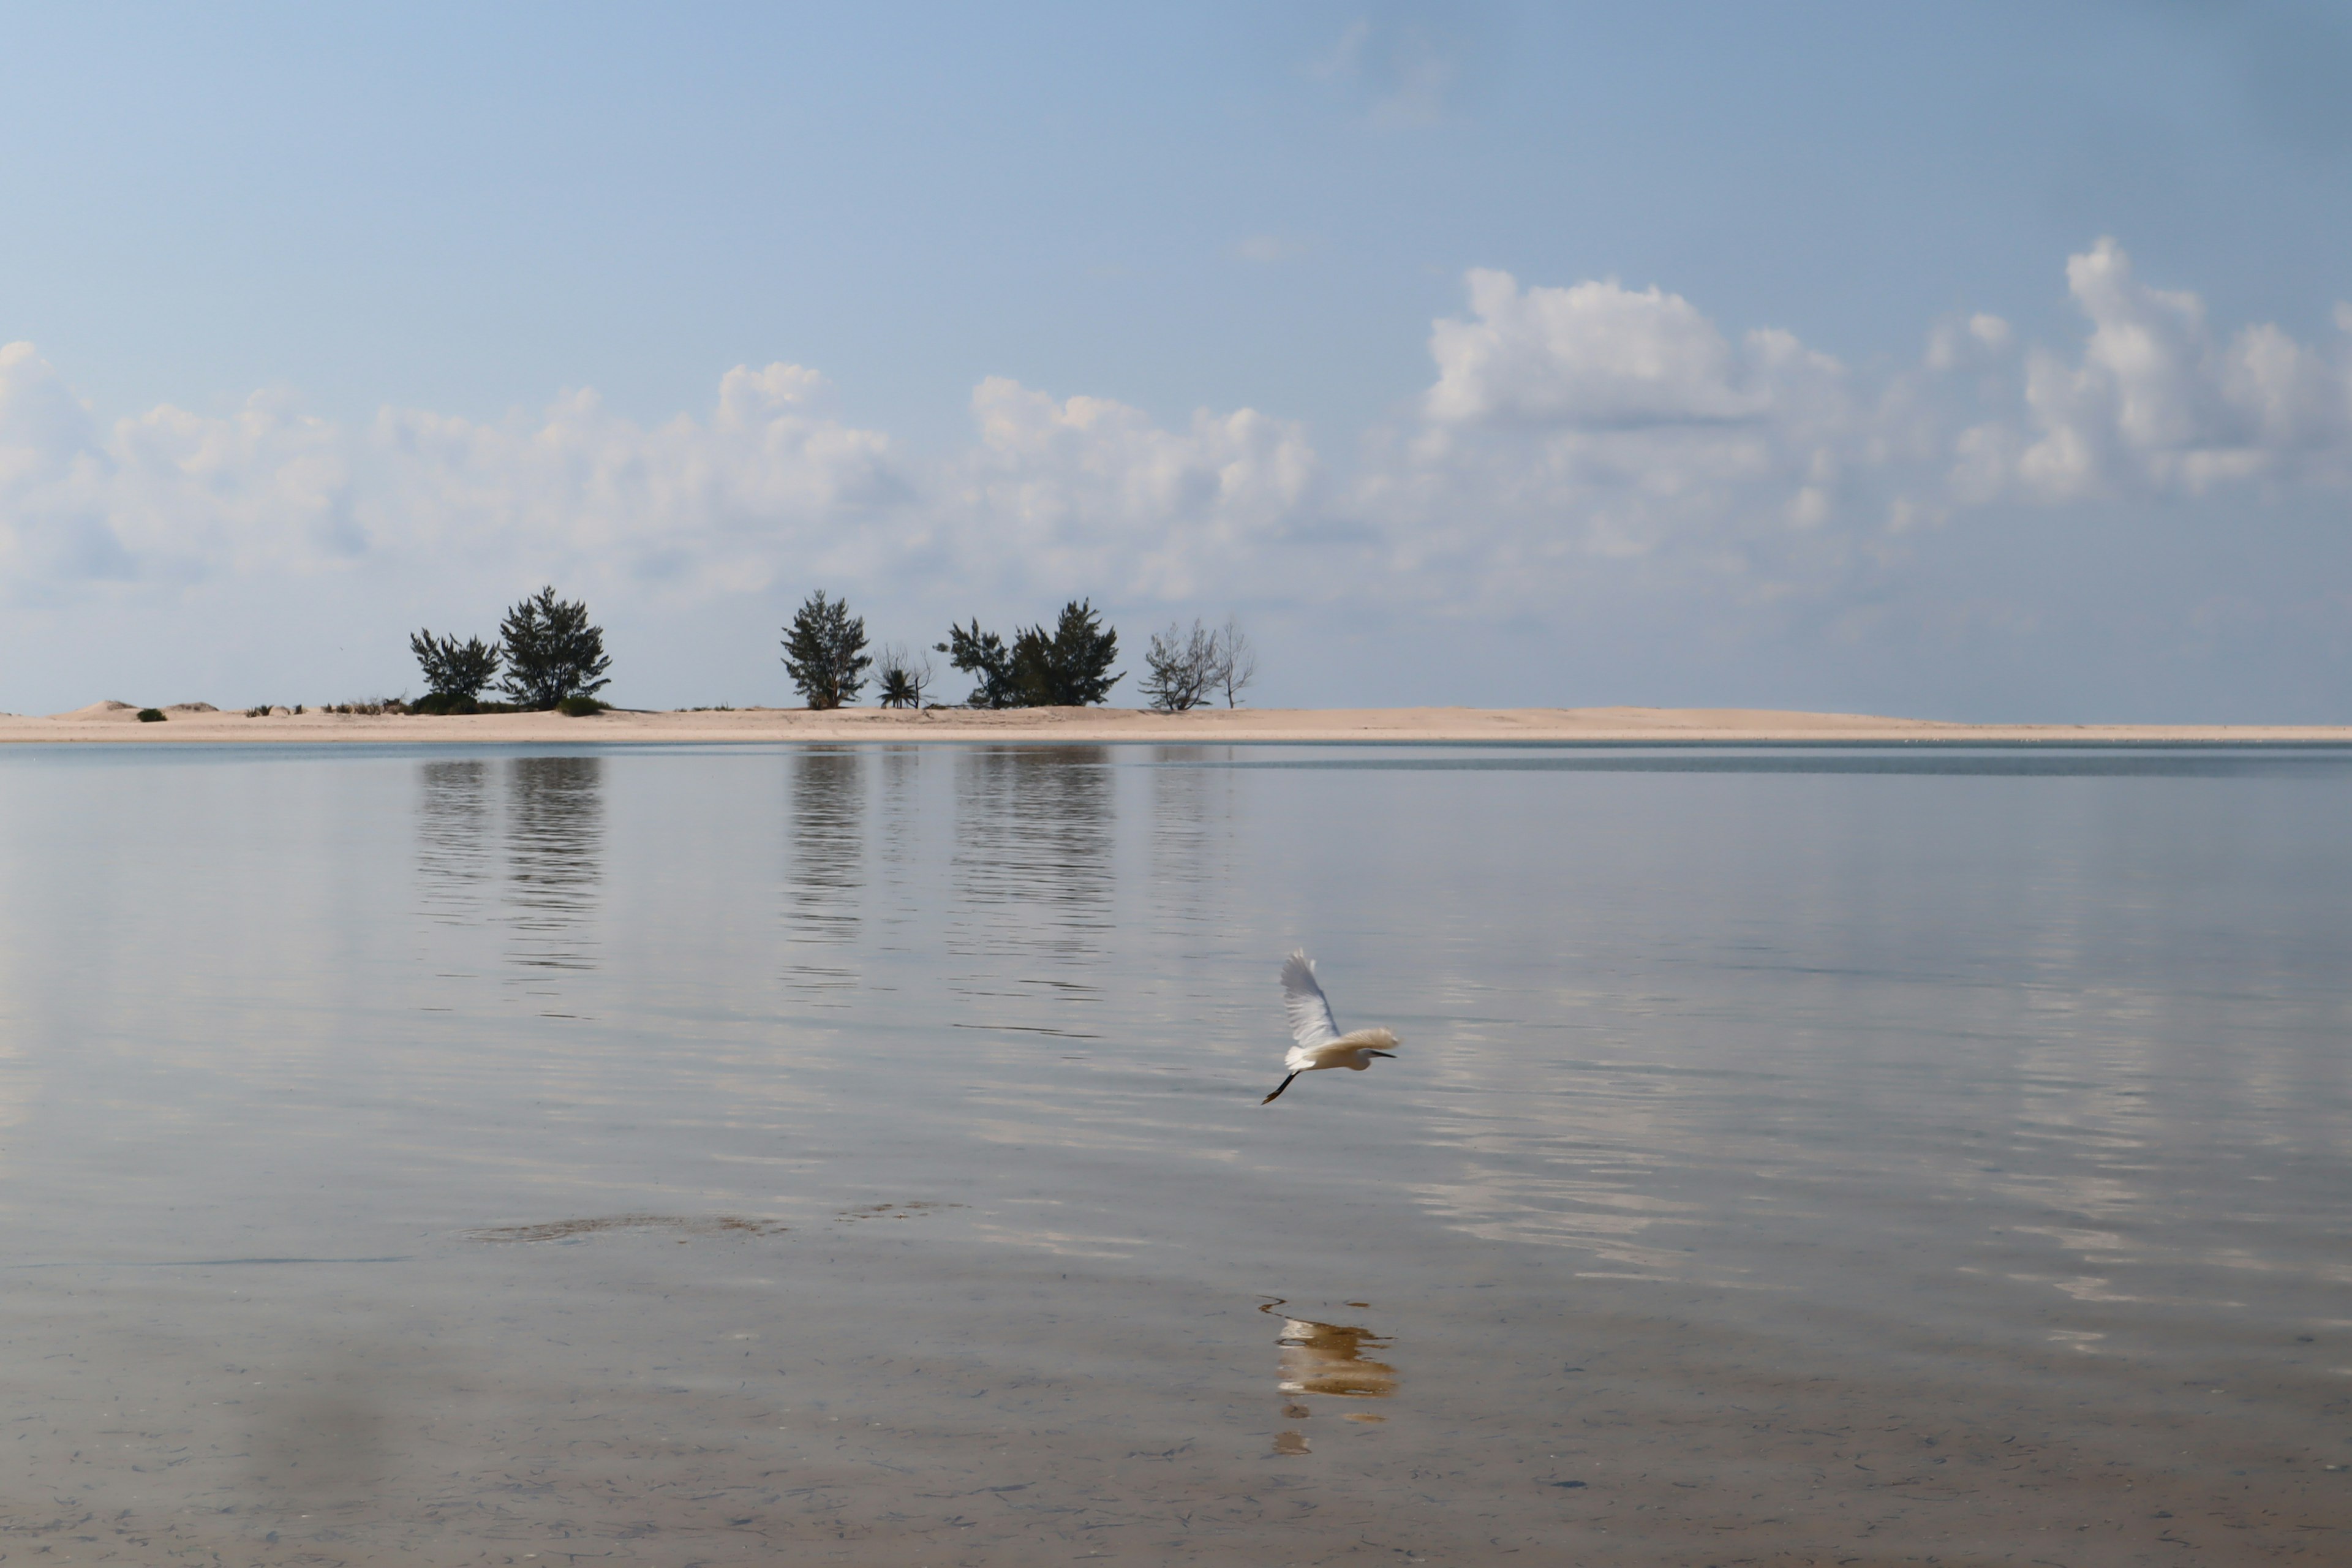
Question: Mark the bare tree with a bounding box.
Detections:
[875,643,934,709]
[1139,620,1218,712]
[1212,614,1257,707]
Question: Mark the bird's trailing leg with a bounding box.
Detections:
[1262,1073,1300,1104]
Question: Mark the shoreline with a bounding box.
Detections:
[5,703,2351,746]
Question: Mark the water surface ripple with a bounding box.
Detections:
[0,741,2346,1563]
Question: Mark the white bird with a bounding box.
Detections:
[1263,949,1400,1104]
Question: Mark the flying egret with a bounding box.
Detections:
[1262,949,1399,1104]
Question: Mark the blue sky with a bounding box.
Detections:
[4,2,2350,717]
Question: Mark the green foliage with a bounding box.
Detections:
[136,708,165,723]
[1139,619,1218,712]
[873,644,932,709]
[556,694,607,717]
[780,590,873,709]
[497,586,612,710]
[409,629,502,701]
[936,619,1018,708]
[938,603,1122,707]
[1010,600,1121,707]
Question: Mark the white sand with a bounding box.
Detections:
[4,703,2347,745]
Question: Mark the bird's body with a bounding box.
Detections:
[1264,950,1400,1103]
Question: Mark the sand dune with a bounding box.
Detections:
[3,703,2346,745]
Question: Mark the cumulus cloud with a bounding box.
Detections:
[0,353,911,610]
[1982,238,2352,499]
[1362,242,2352,614]
[1357,268,1866,606]
[951,377,1318,601]
[0,343,357,590]
[369,363,908,601]
[7,236,2352,710]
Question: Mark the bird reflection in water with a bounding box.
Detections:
[1261,1298,1397,1455]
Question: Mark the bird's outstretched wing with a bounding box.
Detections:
[1281,949,1341,1059]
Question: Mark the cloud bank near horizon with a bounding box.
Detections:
[4,239,2350,717]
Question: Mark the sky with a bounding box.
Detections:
[2,0,2350,718]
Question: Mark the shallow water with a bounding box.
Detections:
[2,741,2350,1565]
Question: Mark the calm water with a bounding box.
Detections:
[2,741,2349,1565]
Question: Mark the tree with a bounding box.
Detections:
[497,586,612,710]
[1010,599,1122,707]
[781,590,873,709]
[408,629,501,704]
[937,618,1018,709]
[1139,619,1217,713]
[1212,614,1257,707]
[875,643,933,709]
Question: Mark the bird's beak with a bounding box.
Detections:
[1366,1049,1396,1058]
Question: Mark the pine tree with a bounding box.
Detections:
[780,590,873,709]
[497,587,612,710]
[408,630,502,706]
[936,619,1018,708]
[1009,600,1121,707]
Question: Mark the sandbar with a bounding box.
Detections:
[4,699,2348,745]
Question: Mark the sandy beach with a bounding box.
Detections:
[4,698,2349,745]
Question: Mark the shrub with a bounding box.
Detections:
[136,708,165,723]
[556,695,607,717]
[1009,600,1121,707]
[936,619,1017,708]
[409,630,501,703]
[1140,620,1218,712]
[874,643,933,709]
[498,586,612,710]
[781,590,873,709]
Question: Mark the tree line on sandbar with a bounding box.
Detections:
[396,587,1256,715]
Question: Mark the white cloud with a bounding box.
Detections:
[1997,237,2352,497]
[1423,269,1801,428]
[9,238,2352,713]
[0,343,358,589]
[0,353,910,611]
[949,377,1318,601]
[369,363,907,601]
[1363,269,1866,606]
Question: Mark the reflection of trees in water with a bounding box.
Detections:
[505,756,604,973]
[872,746,924,944]
[949,747,1115,970]
[783,748,865,1004]
[415,760,493,927]
[1148,746,1239,943]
